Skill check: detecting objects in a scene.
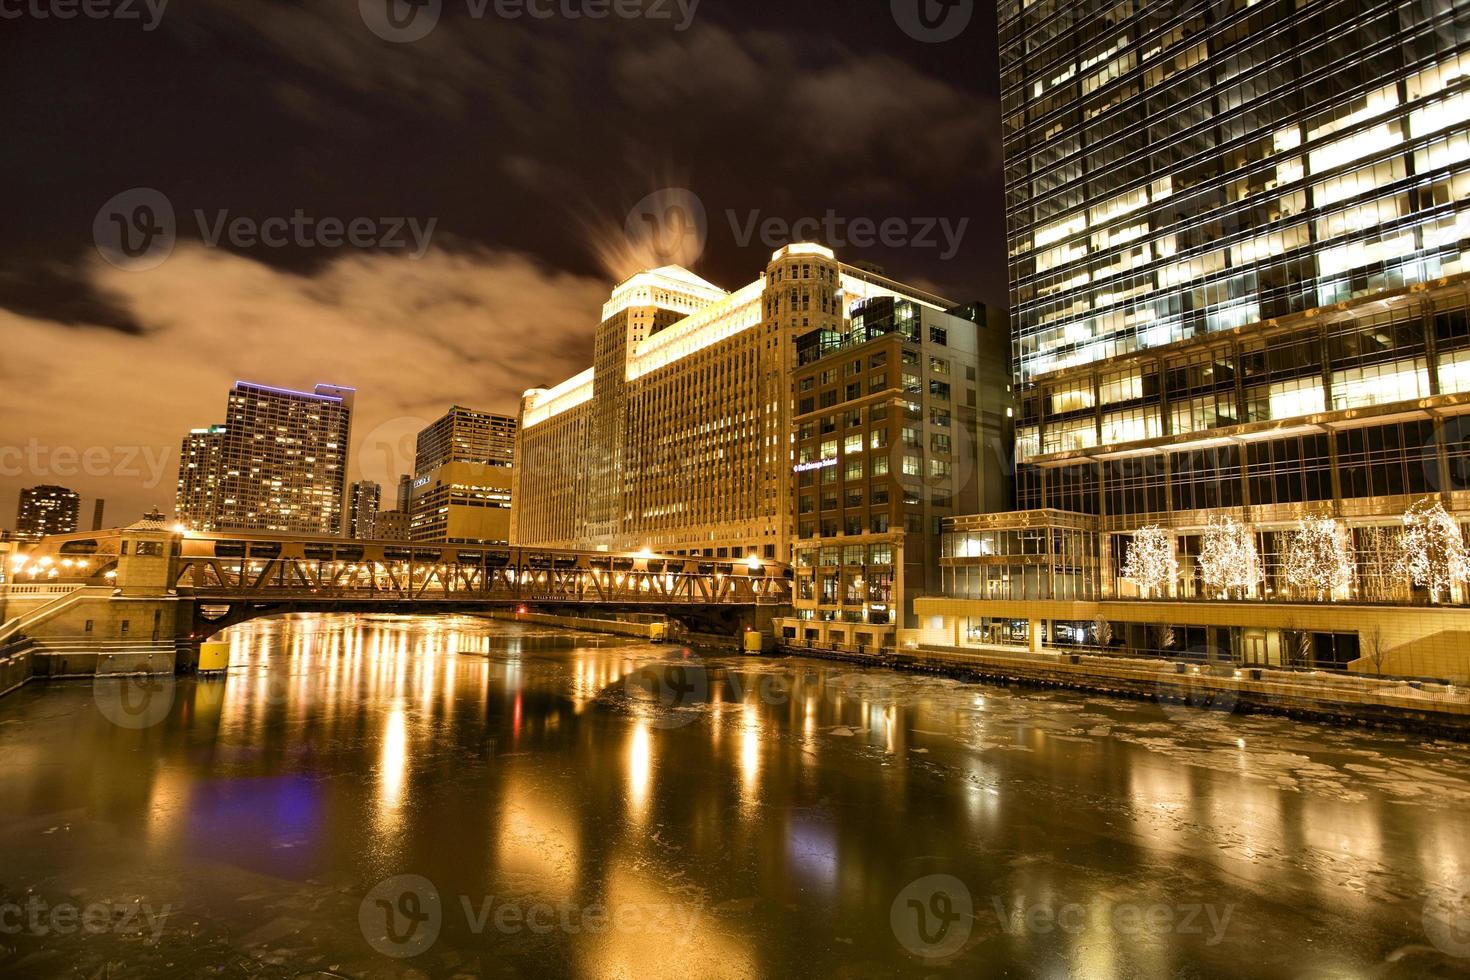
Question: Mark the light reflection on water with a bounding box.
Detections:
[0,613,1467,978]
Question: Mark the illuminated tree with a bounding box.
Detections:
[1283,517,1354,600]
[1122,526,1177,599]
[1399,497,1470,604]
[1198,516,1263,599]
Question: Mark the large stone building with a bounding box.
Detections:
[15,485,80,542]
[918,0,1470,679]
[513,244,994,564]
[174,382,355,536]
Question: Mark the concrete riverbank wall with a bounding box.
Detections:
[780,642,1470,737]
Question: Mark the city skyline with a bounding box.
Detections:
[7,2,1470,977]
[0,0,1006,529]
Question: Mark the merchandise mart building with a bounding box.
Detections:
[513,245,1010,642]
[917,0,1470,679]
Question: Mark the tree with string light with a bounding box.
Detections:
[1283,517,1354,601]
[1122,525,1177,599]
[1197,516,1263,599]
[1399,497,1470,604]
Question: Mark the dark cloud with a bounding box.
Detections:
[0,0,1004,526]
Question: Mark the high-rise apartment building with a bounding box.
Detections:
[513,244,995,568]
[414,407,517,476]
[919,0,1470,677]
[174,382,355,536]
[396,474,414,513]
[777,297,1012,650]
[347,481,382,540]
[177,425,227,531]
[15,485,80,542]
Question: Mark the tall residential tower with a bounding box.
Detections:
[15,485,80,542]
[174,382,355,536]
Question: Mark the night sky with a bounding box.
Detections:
[0,0,1003,526]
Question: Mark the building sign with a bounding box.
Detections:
[793,458,838,474]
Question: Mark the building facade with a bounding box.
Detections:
[176,426,227,533]
[15,485,80,542]
[174,382,355,536]
[513,244,971,562]
[918,0,1470,680]
[347,481,382,540]
[408,407,517,544]
[414,407,517,476]
[409,461,514,545]
[778,298,1012,650]
[375,510,412,541]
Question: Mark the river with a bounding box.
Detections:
[0,613,1468,978]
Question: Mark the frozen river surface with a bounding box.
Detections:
[1,613,1469,978]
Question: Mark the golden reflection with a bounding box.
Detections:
[495,773,580,901]
[1300,795,1384,907]
[1127,763,1191,855]
[628,722,652,825]
[582,858,755,980]
[144,766,191,851]
[739,703,761,816]
[375,701,408,843]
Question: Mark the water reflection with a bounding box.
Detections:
[0,613,1467,979]
[627,722,651,826]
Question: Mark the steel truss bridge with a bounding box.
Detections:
[10,529,792,646]
[169,536,792,636]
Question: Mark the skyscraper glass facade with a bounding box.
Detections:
[1001,0,1470,386]
[915,0,1470,675]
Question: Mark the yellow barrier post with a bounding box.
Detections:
[198,642,230,673]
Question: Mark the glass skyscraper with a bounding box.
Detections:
[1003,0,1470,390]
[917,0,1470,676]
